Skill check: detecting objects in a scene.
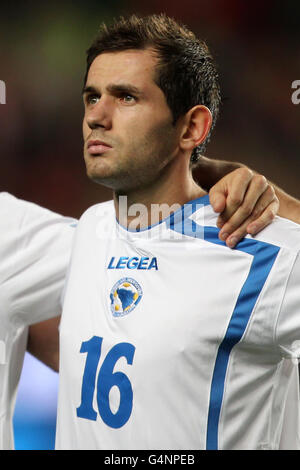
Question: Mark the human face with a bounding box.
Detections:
[82,49,180,192]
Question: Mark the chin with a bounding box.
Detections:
[86,169,117,189]
[84,159,133,191]
[88,172,133,192]
[85,159,109,179]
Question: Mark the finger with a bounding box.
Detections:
[247,198,279,235]
[245,186,278,232]
[209,189,227,214]
[224,196,278,248]
[217,168,255,226]
[210,167,253,226]
[224,221,250,248]
[218,175,269,239]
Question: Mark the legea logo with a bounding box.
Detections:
[0,80,6,104]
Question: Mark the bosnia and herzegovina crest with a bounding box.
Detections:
[110,278,143,317]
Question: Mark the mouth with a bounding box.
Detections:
[87,140,113,156]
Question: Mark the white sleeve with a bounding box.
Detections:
[275,252,300,358]
[0,193,77,327]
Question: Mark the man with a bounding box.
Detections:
[0,169,284,451]
[54,14,300,449]
[0,136,291,450]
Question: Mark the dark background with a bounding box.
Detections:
[0,0,299,450]
[1,0,299,220]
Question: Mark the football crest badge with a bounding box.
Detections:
[110,278,143,317]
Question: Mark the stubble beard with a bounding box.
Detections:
[85,121,177,193]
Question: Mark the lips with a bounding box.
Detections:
[87,140,112,155]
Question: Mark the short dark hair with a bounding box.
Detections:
[85,14,221,163]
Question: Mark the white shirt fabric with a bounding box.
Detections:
[0,192,76,449]
[56,195,300,450]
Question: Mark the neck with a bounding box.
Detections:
[114,154,207,230]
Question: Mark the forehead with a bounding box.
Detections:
[86,49,159,89]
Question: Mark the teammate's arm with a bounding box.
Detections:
[27,316,60,372]
[196,157,300,222]
[193,157,300,247]
[273,187,300,224]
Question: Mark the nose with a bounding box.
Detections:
[86,96,112,130]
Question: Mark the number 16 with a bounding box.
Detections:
[76,336,136,429]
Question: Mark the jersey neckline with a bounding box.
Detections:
[115,194,210,233]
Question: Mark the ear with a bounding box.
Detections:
[179,105,212,152]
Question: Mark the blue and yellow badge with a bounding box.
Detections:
[110,278,143,317]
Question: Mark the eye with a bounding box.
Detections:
[120,94,136,104]
[86,94,100,105]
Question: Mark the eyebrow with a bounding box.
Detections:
[82,85,97,96]
[82,83,143,97]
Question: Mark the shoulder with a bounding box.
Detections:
[203,200,300,253]
[0,192,23,216]
[0,191,47,214]
[0,192,77,251]
[0,192,74,225]
[78,199,114,224]
[250,216,300,252]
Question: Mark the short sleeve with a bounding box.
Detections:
[275,251,300,358]
[0,193,77,327]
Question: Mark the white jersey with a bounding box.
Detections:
[56,195,300,450]
[0,192,76,450]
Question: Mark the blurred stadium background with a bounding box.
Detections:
[0,0,299,450]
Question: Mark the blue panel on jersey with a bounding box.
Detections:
[166,195,280,450]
